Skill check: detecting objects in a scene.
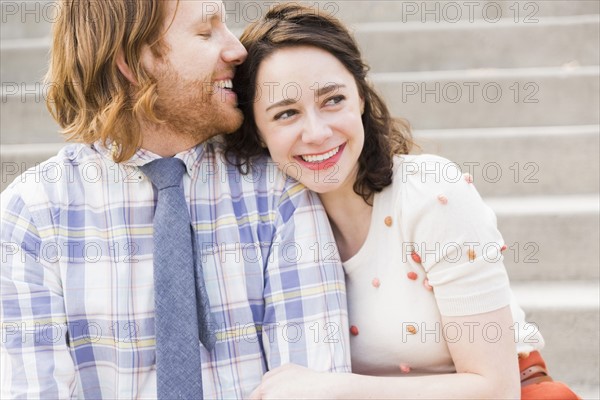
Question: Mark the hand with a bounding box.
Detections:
[249,363,334,400]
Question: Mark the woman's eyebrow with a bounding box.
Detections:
[265,83,347,112]
[266,98,297,112]
[314,83,346,98]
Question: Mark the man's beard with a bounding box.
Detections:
[149,62,243,144]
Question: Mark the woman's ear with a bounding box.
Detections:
[360,97,365,115]
[116,49,138,85]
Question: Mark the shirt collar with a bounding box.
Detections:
[93,139,209,177]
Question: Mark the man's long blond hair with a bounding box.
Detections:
[45,0,174,162]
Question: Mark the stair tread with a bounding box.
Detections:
[372,65,600,81]
[415,124,600,138]
[352,14,600,31]
[511,281,600,310]
[4,124,597,150]
[0,36,50,49]
[485,195,600,215]
[0,142,65,153]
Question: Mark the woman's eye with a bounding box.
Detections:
[197,32,212,38]
[274,110,297,121]
[325,95,345,106]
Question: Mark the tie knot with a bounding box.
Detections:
[139,158,187,190]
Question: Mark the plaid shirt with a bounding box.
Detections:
[1,140,351,399]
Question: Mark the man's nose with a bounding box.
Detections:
[222,26,247,66]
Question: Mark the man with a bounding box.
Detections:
[0,1,351,398]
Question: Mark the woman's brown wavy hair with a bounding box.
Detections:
[45,0,176,162]
[225,3,414,203]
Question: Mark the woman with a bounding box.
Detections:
[225,4,579,399]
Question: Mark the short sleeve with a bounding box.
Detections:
[400,155,511,316]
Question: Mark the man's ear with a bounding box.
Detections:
[116,49,138,85]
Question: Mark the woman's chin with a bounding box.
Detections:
[299,180,340,194]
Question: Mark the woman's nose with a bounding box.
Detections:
[301,113,333,145]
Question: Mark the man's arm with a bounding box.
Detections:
[1,189,77,399]
[261,183,351,372]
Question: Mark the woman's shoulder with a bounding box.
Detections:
[390,153,495,232]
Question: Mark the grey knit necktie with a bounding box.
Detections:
[140,157,216,400]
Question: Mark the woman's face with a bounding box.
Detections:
[253,45,365,194]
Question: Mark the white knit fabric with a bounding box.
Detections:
[344,154,544,376]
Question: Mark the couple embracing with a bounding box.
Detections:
[1,1,579,399]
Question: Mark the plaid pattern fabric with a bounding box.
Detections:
[1,140,351,399]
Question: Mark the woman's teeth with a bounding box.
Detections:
[301,146,340,163]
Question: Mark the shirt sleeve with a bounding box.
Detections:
[1,187,77,399]
[401,155,512,317]
[261,181,351,373]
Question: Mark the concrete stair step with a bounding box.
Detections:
[372,66,600,129]
[486,195,599,282]
[223,1,600,29]
[0,83,62,144]
[355,16,599,72]
[2,1,599,40]
[0,0,54,40]
[414,125,600,197]
[6,16,597,84]
[511,281,599,388]
[1,37,51,84]
[330,0,600,25]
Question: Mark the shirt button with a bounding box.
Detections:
[423,279,433,291]
[411,251,422,264]
[468,249,476,261]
